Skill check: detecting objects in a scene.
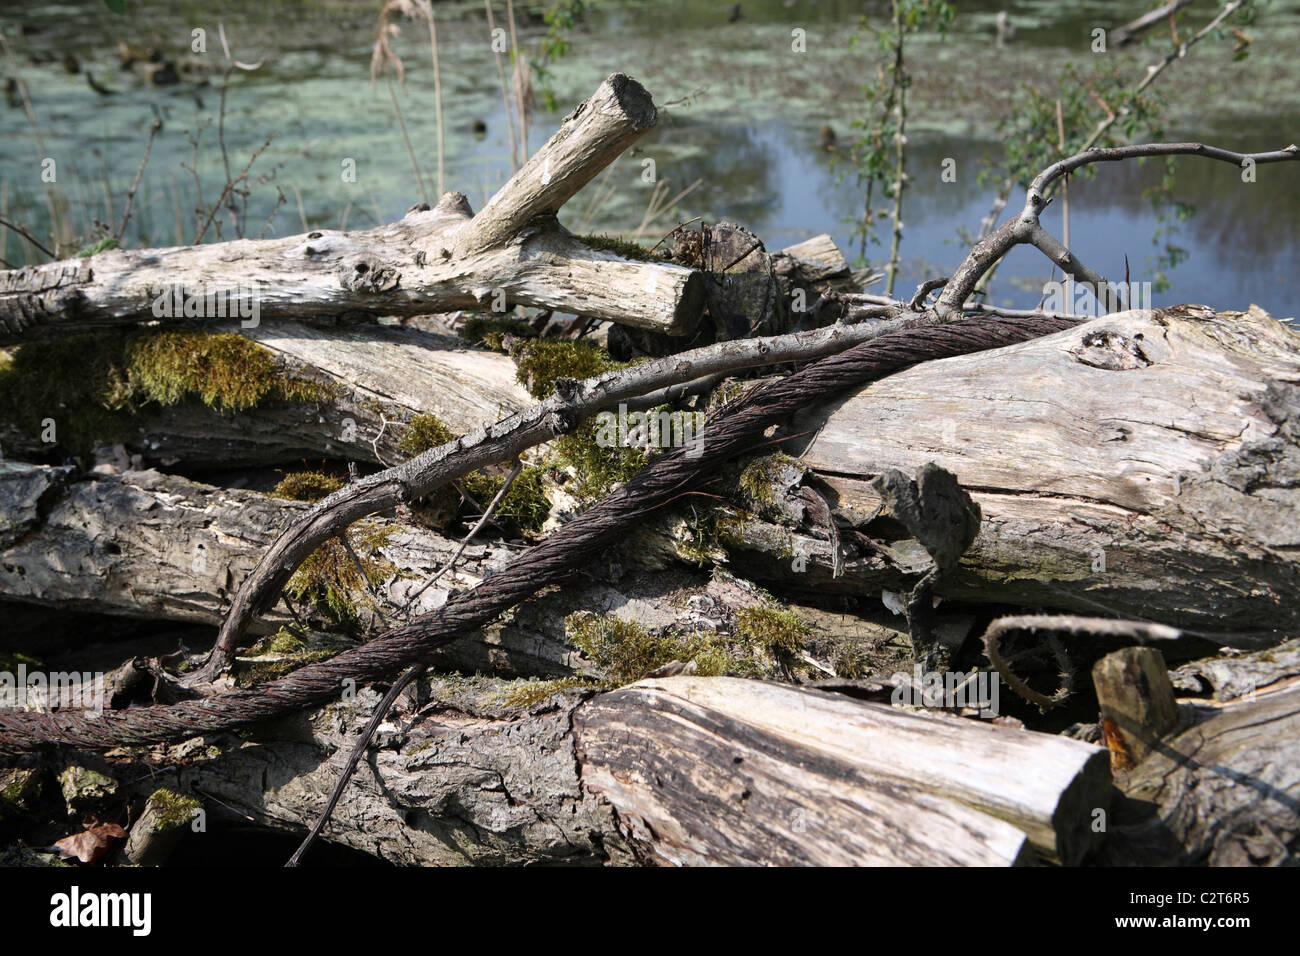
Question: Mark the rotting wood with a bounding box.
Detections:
[776,305,1300,637]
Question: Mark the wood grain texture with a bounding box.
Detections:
[576,676,1109,864]
[783,305,1300,635]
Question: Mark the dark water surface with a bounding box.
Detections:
[1,0,1297,315]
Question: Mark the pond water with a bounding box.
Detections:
[2,0,1297,315]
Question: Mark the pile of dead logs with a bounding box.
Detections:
[1,74,1297,867]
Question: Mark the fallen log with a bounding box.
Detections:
[0,461,525,640]
[0,461,934,683]
[577,677,1110,864]
[78,674,1108,866]
[735,305,1300,639]
[0,75,703,345]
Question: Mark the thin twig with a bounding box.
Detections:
[285,663,425,867]
[0,216,54,259]
[116,118,162,241]
[193,133,276,245]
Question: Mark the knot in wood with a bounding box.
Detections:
[551,377,582,404]
[341,259,400,294]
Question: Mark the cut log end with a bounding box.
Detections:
[601,72,657,129]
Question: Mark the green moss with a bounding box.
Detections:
[737,453,803,508]
[0,769,42,814]
[247,627,306,657]
[458,317,537,352]
[0,334,135,456]
[235,628,340,684]
[273,470,344,502]
[127,331,329,413]
[832,643,872,679]
[498,677,600,710]
[506,338,653,503]
[672,508,730,566]
[578,233,659,262]
[566,612,737,685]
[734,605,811,658]
[0,330,332,457]
[143,788,200,830]
[286,521,395,625]
[58,765,117,811]
[459,465,552,534]
[554,425,646,503]
[399,413,458,457]
[75,237,119,258]
[512,339,622,400]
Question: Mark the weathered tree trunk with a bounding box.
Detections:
[90,675,1105,866]
[0,461,520,637]
[0,461,940,681]
[0,75,703,345]
[717,305,1300,639]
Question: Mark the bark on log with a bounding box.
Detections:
[82,675,1108,866]
[0,461,936,682]
[753,305,1300,639]
[0,461,524,640]
[0,75,704,344]
[0,460,616,680]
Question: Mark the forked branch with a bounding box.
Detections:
[936,142,1299,316]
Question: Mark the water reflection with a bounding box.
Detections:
[0,0,1296,316]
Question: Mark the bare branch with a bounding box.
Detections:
[937,142,1299,315]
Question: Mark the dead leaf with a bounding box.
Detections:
[53,823,126,864]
